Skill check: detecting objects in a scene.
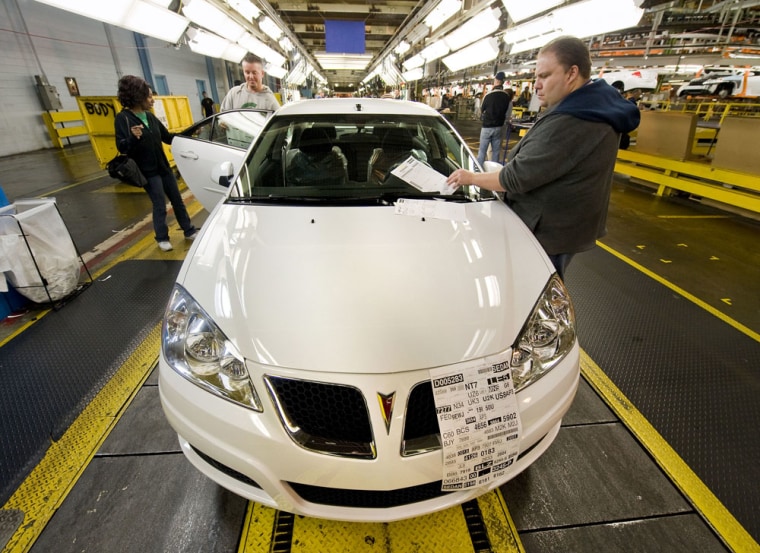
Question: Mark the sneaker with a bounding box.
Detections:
[157,241,173,251]
[185,230,199,240]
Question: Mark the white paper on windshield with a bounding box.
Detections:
[394,198,466,222]
[391,156,457,195]
[430,352,522,491]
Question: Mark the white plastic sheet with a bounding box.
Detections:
[0,198,81,303]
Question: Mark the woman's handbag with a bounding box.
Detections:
[107,154,147,188]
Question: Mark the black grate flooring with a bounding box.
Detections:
[566,247,760,543]
[0,260,180,506]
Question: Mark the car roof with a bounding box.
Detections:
[273,98,442,118]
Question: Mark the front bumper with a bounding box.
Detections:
[158,343,579,522]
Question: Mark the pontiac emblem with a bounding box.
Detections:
[377,392,396,434]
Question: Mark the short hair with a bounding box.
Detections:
[117,75,151,109]
[539,36,591,80]
[242,53,264,66]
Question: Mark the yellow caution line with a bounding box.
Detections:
[580,350,760,553]
[239,489,523,553]
[1,324,161,553]
[596,241,760,343]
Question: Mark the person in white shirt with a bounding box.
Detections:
[220,53,280,112]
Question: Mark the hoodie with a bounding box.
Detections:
[497,80,641,255]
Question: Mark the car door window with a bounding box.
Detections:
[214,111,269,149]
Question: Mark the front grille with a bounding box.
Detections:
[190,445,262,489]
[288,480,452,509]
[265,376,374,458]
[402,381,442,456]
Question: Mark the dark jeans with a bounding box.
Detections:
[144,171,195,242]
[548,253,574,281]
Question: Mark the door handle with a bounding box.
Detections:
[179,151,199,160]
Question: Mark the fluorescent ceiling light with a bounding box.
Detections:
[554,0,643,38]
[406,23,430,45]
[425,0,462,31]
[507,31,561,54]
[395,41,411,55]
[420,40,450,61]
[33,0,188,43]
[227,0,260,21]
[187,27,230,58]
[183,0,245,43]
[402,67,424,81]
[259,16,283,40]
[403,53,425,70]
[266,63,287,79]
[238,33,287,67]
[314,53,373,70]
[444,7,501,52]
[33,0,132,25]
[504,15,556,44]
[222,42,247,63]
[443,36,499,71]
[501,0,564,23]
[149,0,172,7]
[123,1,189,43]
[279,36,294,52]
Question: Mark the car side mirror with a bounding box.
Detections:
[212,161,236,188]
[482,161,503,173]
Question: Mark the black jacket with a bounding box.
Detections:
[480,86,512,128]
[114,109,174,177]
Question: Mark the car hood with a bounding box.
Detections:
[178,201,552,374]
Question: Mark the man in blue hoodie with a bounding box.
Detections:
[447,36,640,279]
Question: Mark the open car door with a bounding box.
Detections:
[172,109,269,211]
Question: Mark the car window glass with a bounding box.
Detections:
[214,111,269,149]
[229,113,486,202]
[186,119,213,141]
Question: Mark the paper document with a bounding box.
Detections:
[394,198,466,222]
[430,352,523,491]
[390,156,457,195]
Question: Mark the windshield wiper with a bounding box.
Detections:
[227,195,325,204]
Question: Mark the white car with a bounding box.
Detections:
[161,98,580,522]
[694,69,760,98]
[595,68,659,91]
[675,69,743,97]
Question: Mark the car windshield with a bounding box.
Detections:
[228,113,493,204]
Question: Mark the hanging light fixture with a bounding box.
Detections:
[500,0,564,23]
[227,0,260,22]
[443,37,500,72]
[33,0,189,43]
[424,0,462,31]
[444,7,501,52]
[182,0,246,43]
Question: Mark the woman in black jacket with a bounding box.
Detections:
[115,75,197,251]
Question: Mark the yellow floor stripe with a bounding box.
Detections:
[580,350,760,553]
[596,241,760,342]
[239,489,522,553]
[1,325,161,553]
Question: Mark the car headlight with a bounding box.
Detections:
[162,284,263,411]
[510,275,576,391]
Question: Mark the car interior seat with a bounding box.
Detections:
[367,127,427,184]
[286,126,348,187]
[337,126,381,182]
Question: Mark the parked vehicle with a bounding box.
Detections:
[697,69,760,98]
[676,68,744,97]
[162,98,580,522]
[595,68,659,91]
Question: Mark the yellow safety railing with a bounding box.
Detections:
[41,111,89,148]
